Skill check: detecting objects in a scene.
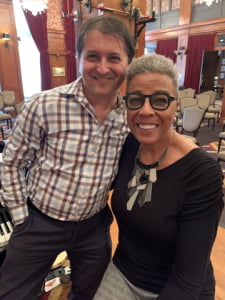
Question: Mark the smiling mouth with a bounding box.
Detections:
[93,75,112,80]
[138,124,158,130]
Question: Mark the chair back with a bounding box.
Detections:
[182,106,205,135]
[202,90,217,106]
[15,101,25,114]
[179,97,197,114]
[0,94,4,111]
[1,91,15,106]
[184,88,195,98]
[178,90,187,100]
[196,93,210,110]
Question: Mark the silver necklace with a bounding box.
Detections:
[127,147,168,211]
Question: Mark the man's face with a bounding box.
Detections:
[79,29,129,102]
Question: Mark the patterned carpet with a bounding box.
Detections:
[201,140,225,184]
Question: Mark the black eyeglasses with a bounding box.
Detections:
[123,92,176,111]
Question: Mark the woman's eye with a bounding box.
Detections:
[129,98,142,105]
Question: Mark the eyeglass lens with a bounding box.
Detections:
[126,93,170,110]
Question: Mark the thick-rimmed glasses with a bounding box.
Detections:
[123,92,176,111]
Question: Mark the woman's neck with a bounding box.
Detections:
[139,130,174,165]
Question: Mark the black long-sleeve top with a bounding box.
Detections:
[112,134,224,299]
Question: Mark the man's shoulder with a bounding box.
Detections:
[25,77,83,107]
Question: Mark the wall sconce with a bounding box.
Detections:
[2,33,11,47]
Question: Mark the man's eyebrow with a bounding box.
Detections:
[85,50,121,55]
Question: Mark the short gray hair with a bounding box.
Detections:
[126,54,179,96]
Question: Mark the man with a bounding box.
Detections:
[0,16,135,300]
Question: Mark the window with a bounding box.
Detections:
[13,0,41,98]
[161,0,170,12]
[147,0,180,14]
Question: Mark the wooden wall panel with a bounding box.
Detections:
[189,17,225,35]
[145,24,189,42]
[47,29,68,88]
[0,0,24,102]
[74,0,146,57]
[73,0,146,94]
[179,0,192,25]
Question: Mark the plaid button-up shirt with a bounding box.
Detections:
[1,77,129,225]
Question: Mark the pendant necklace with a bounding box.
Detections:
[127,133,174,211]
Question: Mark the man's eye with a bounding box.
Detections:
[86,54,98,61]
[109,56,121,62]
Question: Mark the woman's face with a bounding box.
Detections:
[126,72,178,147]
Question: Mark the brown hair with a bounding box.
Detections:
[76,16,135,64]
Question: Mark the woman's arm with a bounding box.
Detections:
[158,159,224,299]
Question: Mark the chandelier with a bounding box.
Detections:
[20,0,48,16]
[200,0,221,6]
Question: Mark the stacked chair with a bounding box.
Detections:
[175,88,220,143]
[0,91,16,116]
[14,101,25,115]
[184,88,195,98]
[0,90,25,140]
[0,94,13,139]
[176,105,205,144]
[196,93,217,131]
[202,90,221,121]
[217,120,225,163]
[176,97,197,129]
[178,88,195,99]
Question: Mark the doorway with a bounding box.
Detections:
[200,50,224,98]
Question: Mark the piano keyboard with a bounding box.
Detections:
[0,206,13,249]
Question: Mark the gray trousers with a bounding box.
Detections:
[94,261,158,300]
[0,201,113,300]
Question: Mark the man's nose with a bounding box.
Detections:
[96,59,110,74]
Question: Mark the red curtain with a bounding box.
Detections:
[156,38,178,63]
[62,0,77,83]
[23,10,51,91]
[184,34,215,93]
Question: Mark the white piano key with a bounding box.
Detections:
[0,225,7,248]
[1,222,11,244]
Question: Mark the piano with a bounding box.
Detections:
[0,205,13,265]
[0,205,13,249]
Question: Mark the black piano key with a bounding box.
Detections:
[1,210,11,233]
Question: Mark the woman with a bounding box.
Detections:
[94,54,224,299]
